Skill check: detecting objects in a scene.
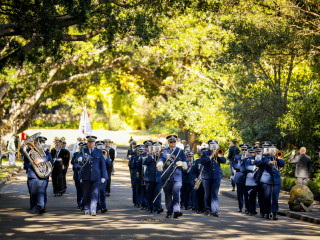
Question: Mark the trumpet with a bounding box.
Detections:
[216,148,224,156]
[276,150,284,158]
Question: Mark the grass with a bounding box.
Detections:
[0,159,22,182]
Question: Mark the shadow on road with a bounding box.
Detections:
[0,159,319,240]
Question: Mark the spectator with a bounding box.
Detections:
[7,135,16,166]
[290,147,312,186]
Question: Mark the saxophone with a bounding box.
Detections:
[22,132,52,179]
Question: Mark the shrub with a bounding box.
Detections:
[221,163,231,178]
[307,180,320,201]
[281,177,297,192]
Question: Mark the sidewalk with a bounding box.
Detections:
[219,178,320,225]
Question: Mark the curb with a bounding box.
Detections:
[0,165,23,189]
[219,190,320,225]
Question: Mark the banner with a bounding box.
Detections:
[79,106,92,137]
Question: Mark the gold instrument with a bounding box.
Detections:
[194,168,204,190]
[276,150,284,158]
[216,148,224,156]
[102,149,109,159]
[22,132,52,179]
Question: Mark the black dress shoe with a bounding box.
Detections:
[204,211,210,216]
[173,212,183,218]
[272,213,278,220]
[165,214,172,218]
[101,208,108,213]
[237,209,242,212]
[38,208,46,214]
[157,208,164,214]
[106,192,110,197]
[265,214,271,220]
[211,213,219,217]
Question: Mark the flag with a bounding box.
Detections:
[79,106,92,137]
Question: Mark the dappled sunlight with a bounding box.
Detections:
[0,159,319,239]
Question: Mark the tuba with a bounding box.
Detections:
[22,132,53,179]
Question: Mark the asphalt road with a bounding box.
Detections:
[0,149,319,240]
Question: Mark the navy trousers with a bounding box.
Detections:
[146,181,162,211]
[181,183,192,208]
[82,180,100,214]
[257,183,264,213]
[246,186,258,214]
[163,181,182,215]
[131,179,136,205]
[236,180,245,210]
[261,183,281,214]
[196,183,205,212]
[141,183,148,208]
[202,178,221,214]
[73,172,83,208]
[132,179,142,206]
[28,178,48,211]
[52,161,63,194]
[98,180,107,210]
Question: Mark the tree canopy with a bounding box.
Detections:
[0,0,320,152]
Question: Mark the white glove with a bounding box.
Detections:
[176,161,183,167]
[101,178,106,184]
[182,162,188,170]
[77,157,83,162]
[156,161,163,172]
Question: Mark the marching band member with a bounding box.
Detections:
[253,146,265,218]
[191,148,205,214]
[23,135,53,214]
[60,137,70,195]
[76,136,107,216]
[96,140,111,213]
[140,141,153,210]
[228,140,240,191]
[128,141,138,206]
[256,142,284,220]
[104,139,115,196]
[244,147,258,215]
[233,144,249,213]
[144,142,164,214]
[51,138,64,197]
[71,141,85,209]
[181,151,194,210]
[157,135,187,218]
[200,140,226,217]
[129,144,144,207]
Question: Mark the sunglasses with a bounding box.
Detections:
[169,141,176,143]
